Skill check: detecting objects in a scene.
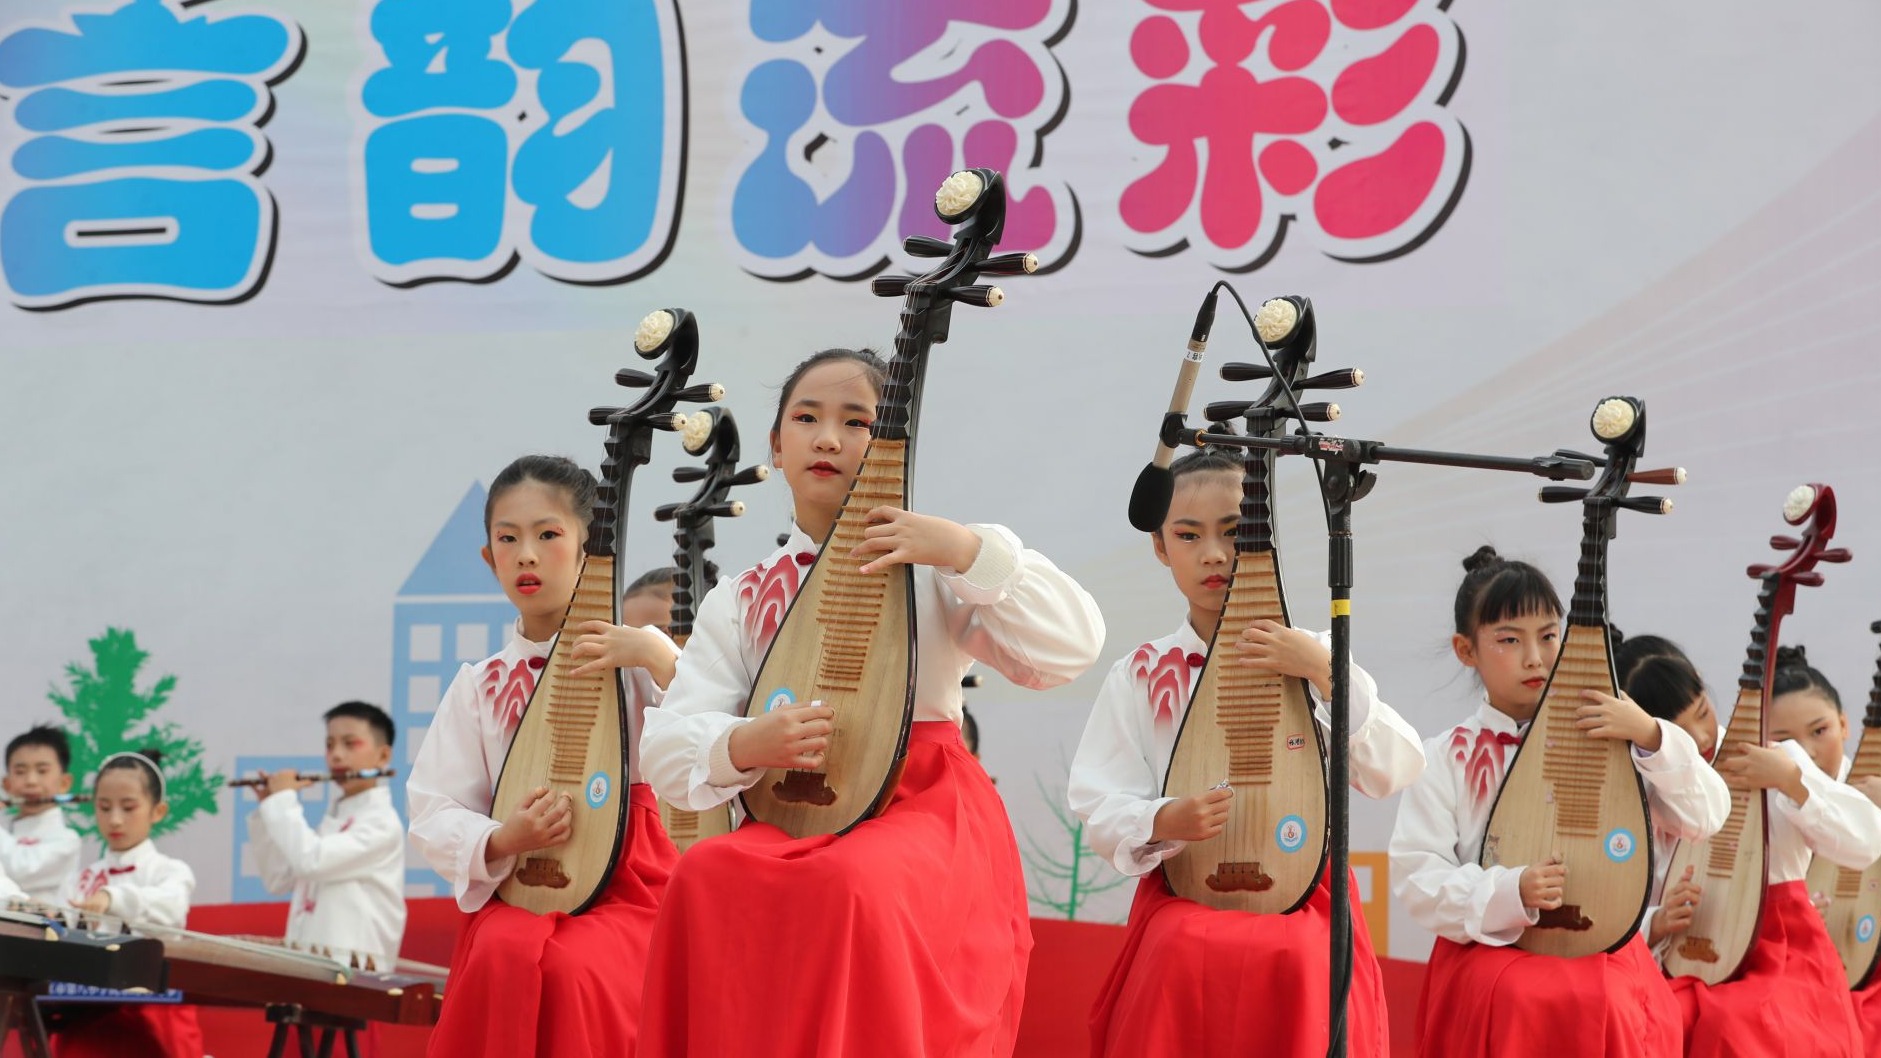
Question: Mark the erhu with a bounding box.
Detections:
[489,310,719,913]
[657,406,767,851]
[1158,295,1360,913]
[227,769,396,789]
[1809,616,1881,988]
[1479,397,1682,957]
[739,169,1036,838]
[1665,484,1848,984]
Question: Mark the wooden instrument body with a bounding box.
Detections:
[1662,483,1843,985]
[490,557,630,914]
[150,927,441,1025]
[1481,396,1669,958]
[1163,551,1327,912]
[1805,618,1881,988]
[0,909,167,992]
[739,169,1018,840]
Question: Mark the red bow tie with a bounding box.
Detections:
[107,865,136,875]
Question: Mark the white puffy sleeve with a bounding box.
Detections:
[937,525,1106,690]
[0,822,80,898]
[1301,632,1425,798]
[1389,737,1535,946]
[106,859,194,928]
[1068,658,1179,877]
[406,664,509,912]
[1635,720,1729,841]
[1773,740,1881,870]
[639,583,764,810]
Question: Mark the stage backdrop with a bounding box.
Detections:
[3,0,1878,963]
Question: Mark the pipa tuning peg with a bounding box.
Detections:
[615,368,654,388]
[1220,362,1273,382]
[962,673,984,689]
[673,466,708,483]
[654,502,681,522]
[1748,563,1776,577]
[1617,495,1672,515]
[1205,400,1252,422]
[1299,368,1364,391]
[871,275,914,298]
[1769,535,1800,550]
[903,235,950,258]
[945,284,1003,308]
[706,501,746,518]
[1870,619,1881,635]
[1820,548,1852,563]
[732,465,770,486]
[1296,402,1340,423]
[980,251,1039,276]
[1794,571,1826,587]
[676,382,725,403]
[1539,485,1589,503]
[651,412,687,431]
[1628,467,1686,486]
[588,405,622,426]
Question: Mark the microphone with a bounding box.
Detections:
[1127,290,1218,532]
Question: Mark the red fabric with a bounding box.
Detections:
[638,721,1030,1058]
[1671,880,1863,1058]
[1088,865,1389,1058]
[426,783,677,1058]
[1853,974,1881,1055]
[54,1005,202,1058]
[1414,932,1680,1057]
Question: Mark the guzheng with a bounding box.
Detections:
[739,169,1037,839]
[657,406,766,852]
[0,906,169,1058]
[1161,295,1358,914]
[1480,397,1681,958]
[1808,617,1881,988]
[1665,484,1848,985]
[489,309,717,913]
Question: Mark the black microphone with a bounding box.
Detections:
[1127,290,1218,532]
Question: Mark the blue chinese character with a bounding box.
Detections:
[363,114,510,270]
[360,0,516,118]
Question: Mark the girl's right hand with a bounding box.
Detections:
[1150,787,1232,843]
[1650,865,1702,944]
[488,786,572,861]
[1519,855,1566,910]
[729,703,836,771]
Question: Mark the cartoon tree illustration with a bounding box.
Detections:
[49,628,221,840]
[1019,759,1130,921]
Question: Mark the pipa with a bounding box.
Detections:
[1160,295,1360,913]
[657,406,767,852]
[1479,397,1681,957]
[489,309,719,914]
[1808,617,1881,988]
[1665,484,1847,985]
[740,169,1038,838]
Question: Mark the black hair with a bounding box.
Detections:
[324,700,396,748]
[1168,445,1242,482]
[1453,545,1563,638]
[771,348,889,436]
[960,705,980,756]
[1772,644,1842,708]
[483,455,598,542]
[6,725,71,772]
[1615,631,1706,723]
[99,748,164,801]
[625,567,678,598]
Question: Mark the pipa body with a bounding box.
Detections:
[1480,397,1666,958]
[1807,622,1881,988]
[1663,483,1843,984]
[740,169,1020,839]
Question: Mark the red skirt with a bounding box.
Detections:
[54,1005,202,1058]
[637,721,1029,1058]
[1671,880,1863,1058]
[1416,931,1681,1057]
[1088,865,1389,1058]
[428,782,677,1058]
[1854,974,1881,1054]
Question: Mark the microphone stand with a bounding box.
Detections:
[1161,418,1596,1058]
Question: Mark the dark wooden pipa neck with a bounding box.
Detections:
[1867,619,1881,730]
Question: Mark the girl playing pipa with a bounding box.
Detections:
[1808,622,1881,1046]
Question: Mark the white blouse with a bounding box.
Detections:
[1068,620,1426,877]
[0,807,81,905]
[61,839,195,928]
[251,784,407,969]
[1390,700,1729,947]
[407,621,675,912]
[639,523,1106,811]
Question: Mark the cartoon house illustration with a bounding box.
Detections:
[231,483,514,901]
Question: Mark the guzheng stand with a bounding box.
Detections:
[0,979,53,1058]
[1164,418,1596,1057]
[265,1002,367,1058]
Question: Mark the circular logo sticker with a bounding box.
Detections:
[585,772,610,809]
[1859,916,1876,944]
[765,687,796,713]
[1603,828,1636,863]
[1275,815,1307,853]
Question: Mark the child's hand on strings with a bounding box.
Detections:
[852,508,981,575]
[1718,743,1807,803]
[489,786,573,861]
[1150,787,1233,843]
[1574,690,1661,751]
[1649,865,1702,945]
[1519,855,1566,911]
[730,703,836,771]
[569,622,677,688]
[1233,621,1332,697]
[70,892,111,915]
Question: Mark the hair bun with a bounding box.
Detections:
[1461,544,1501,573]
[1609,625,1627,650]
[138,747,165,768]
[1774,644,1810,668]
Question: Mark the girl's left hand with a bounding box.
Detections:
[1234,621,1331,698]
[568,622,677,689]
[1718,743,1807,802]
[71,892,110,915]
[1575,690,1661,750]
[853,508,980,575]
